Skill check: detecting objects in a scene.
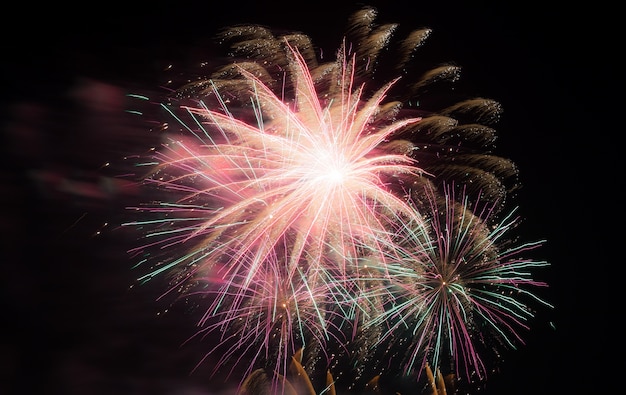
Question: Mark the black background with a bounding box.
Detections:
[2,1,617,394]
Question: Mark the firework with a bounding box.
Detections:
[122,5,550,393]
[125,31,429,387]
[360,182,551,387]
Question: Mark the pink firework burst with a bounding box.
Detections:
[124,35,431,383]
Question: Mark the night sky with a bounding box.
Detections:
[2,1,616,394]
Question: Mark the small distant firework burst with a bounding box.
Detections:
[361,183,551,385]
[123,5,551,393]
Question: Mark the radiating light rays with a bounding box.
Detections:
[362,183,551,385]
[126,39,432,284]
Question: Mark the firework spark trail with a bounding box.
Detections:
[181,245,352,390]
[362,183,551,383]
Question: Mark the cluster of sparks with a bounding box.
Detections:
[123,6,551,393]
